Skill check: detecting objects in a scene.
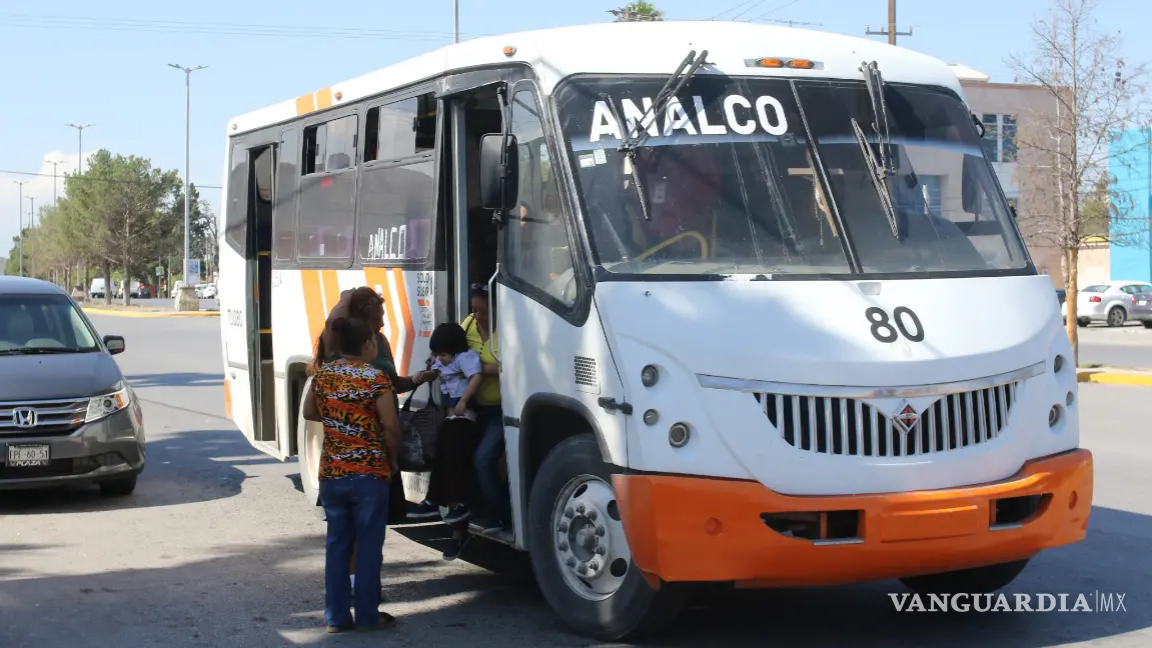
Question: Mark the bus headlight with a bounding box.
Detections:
[669,422,691,447]
[86,386,131,423]
[1054,355,1066,373]
[641,365,660,387]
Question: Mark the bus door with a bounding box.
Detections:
[224,141,281,457]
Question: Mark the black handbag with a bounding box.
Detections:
[398,379,443,472]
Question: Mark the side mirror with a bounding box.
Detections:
[104,335,126,355]
[479,133,519,212]
[961,155,985,215]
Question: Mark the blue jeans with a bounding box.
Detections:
[474,404,510,524]
[320,475,390,628]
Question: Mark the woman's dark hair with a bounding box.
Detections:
[331,317,375,356]
[429,323,470,356]
[348,287,384,317]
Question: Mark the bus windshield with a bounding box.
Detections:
[555,75,1029,277]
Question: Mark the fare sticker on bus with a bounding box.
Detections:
[588,95,789,143]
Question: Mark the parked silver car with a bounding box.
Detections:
[1061,280,1152,328]
[0,277,145,494]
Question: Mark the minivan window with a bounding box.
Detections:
[0,294,100,353]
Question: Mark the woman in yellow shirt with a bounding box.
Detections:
[462,284,510,536]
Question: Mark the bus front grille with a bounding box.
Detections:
[756,383,1019,457]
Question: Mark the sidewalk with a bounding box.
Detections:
[1076,366,1152,387]
[80,302,219,318]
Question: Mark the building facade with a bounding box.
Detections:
[950,64,1072,288]
[1111,129,1152,283]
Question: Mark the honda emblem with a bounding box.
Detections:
[13,408,38,428]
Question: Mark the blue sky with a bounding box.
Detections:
[1,0,1146,257]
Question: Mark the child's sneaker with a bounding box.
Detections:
[406,500,440,521]
[442,504,470,525]
[442,534,471,561]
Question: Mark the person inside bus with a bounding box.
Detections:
[302,316,399,633]
[462,284,511,538]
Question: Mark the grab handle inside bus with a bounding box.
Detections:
[479,133,519,212]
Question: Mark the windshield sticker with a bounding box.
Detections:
[652,181,667,204]
[579,154,596,168]
[592,148,607,165]
[589,94,789,143]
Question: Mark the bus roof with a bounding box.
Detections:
[228,21,965,136]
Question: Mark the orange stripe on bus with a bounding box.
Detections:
[300,270,326,350]
[223,378,233,419]
[295,93,316,116]
[320,270,341,318]
[392,268,415,378]
[365,268,401,371]
[315,87,334,110]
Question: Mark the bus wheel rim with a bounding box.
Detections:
[552,474,631,601]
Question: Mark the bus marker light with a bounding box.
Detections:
[503,46,517,57]
[641,365,659,387]
[669,422,690,447]
[643,409,659,426]
[787,59,815,69]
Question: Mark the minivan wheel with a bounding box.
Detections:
[99,475,137,497]
[296,378,323,511]
[527,434,686,641]
[1107,307,1126,327]
[1077,317,1091,327]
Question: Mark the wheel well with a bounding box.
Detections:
[286,361,310,457]
[520,396,608,514]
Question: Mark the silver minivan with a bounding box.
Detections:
[0,277,145,495]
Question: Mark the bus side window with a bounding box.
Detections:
[298,115,357,261]
[358,93,437,264]
[505,87,576,306]
[225,144,250,259]
[274,129,299,263]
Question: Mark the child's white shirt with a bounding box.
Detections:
[432,350,482,400]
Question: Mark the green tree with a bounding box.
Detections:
[66,150,180,305]
[610,2,664,21]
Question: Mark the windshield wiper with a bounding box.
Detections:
[852,60,901,239]
[606,49,710,221]
[0,347,86,355]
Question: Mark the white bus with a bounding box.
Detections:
[219,21,1093,640]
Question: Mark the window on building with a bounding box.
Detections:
[981,114,1018,163]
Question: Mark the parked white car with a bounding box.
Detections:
[1061,281,1152,328]
[196,284,217,299]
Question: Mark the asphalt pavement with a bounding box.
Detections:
[1078,323,1152,370]
[1,316,1150,647]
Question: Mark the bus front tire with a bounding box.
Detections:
[526,433,685,641]
[899,559,1030,595]
[296,379,322,511]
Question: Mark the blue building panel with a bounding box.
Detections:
[1110,129,1152,282]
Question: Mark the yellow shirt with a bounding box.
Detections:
[462,314,501,406]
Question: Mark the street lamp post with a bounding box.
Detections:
[27,197,36,278]
[169,63,207,309]
[13,181,28,276]
[65,123,95,174]
[454,0,459,43]
[46,160,63,205]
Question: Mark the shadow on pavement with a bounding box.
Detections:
[126,372,224,389]
[3,498,1148,647]
[0,428,275,515]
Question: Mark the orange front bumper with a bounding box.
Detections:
[613,449,1093,587]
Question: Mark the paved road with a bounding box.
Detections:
[1,317,1149,647]
[1078,323,1152,370]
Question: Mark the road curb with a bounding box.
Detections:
[82,307,219,319]
[1076,368,1152,386]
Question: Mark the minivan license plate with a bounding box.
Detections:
[7,444,50,466]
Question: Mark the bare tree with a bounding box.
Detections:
[1009,0,1150,363]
